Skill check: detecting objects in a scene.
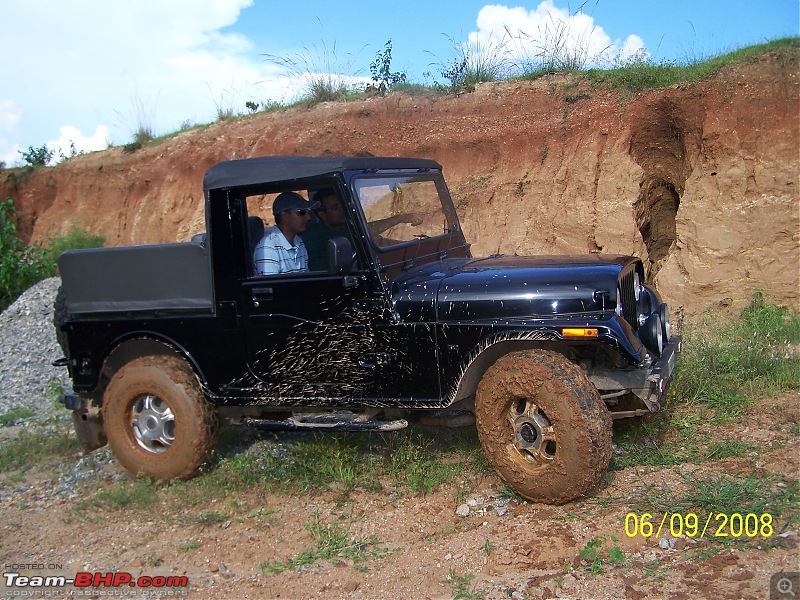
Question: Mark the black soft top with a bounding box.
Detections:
[203,156,442,191]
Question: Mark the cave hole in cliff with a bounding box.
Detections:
[636,177,680,276]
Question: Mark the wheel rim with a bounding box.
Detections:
[510,398,557,463]
[131,394,175,453]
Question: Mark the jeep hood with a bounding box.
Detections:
[391,255,636,322]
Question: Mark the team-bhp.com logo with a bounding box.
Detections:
[4,571,189,596]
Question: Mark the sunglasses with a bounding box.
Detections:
[287,208,309,216]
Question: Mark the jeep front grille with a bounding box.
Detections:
[619,270,638,328]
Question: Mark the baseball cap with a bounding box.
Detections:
[272,191,320,215]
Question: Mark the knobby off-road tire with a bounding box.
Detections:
[475,349,612,504]
[103,355,219,480]
[53,285,68,356]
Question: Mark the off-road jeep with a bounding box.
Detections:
[54,156,680,504]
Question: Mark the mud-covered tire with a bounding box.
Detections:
[475,350,612,504]
[53,285,68,356]
[103,355,219,480]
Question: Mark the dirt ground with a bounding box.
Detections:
[1,393,798,600]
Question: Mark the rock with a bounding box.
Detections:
[456,504,470,517]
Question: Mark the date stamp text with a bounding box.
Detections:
[624,512,774,539]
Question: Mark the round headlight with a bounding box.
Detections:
[659,303,671,342]
[641,312,663,356]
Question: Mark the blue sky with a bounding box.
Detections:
[0,0,797,166]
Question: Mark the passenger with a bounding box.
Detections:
[303,187,428,267]
[302,188,353,272]
[254,191,319,275]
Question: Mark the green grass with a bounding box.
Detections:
[611,291,799,471]
[260,511,394,574]
[0,197,53,310]
[80,478,161,511]
[444,569,487,600]
[263,38,366,105]
[670,291,800,415]
[0,429,78,471]
[179,540,201,552]
[163,426,489,503]
[610,416,766,471]
[584,38,799,96]
[632,469,799,548]
[579,535,625,574]
[0,408,35,426]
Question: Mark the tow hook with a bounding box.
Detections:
[58,393,108,453]
[59,393,81,410]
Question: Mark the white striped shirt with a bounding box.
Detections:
[254,226,308,275]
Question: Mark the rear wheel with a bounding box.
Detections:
[103,355,219,480]
[475,350,612,504]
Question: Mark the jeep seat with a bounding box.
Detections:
[248,215,265,273]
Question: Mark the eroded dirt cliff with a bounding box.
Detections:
[2,50,798,315]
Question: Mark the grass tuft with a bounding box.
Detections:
[0,429,78,471]
[263,38,366,104]
[260,511,393,574]
[670,291,800,414]
[445,568,487,599]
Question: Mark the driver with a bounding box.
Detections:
[254,191,319,275]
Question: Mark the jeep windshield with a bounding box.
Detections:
[353,173,461,246]
[352,172,469,278]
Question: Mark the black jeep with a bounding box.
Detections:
[54,156,680,504]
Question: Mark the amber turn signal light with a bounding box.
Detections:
[562,328,599,338]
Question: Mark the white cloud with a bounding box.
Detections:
[0,0,294,162]
[468,1,647,70]
[48,125,110,159]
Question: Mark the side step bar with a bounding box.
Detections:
[243,414,408,432]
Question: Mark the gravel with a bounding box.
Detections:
[0,278,117,503]
[0,277,73,422]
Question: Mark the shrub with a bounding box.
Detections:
[0,198,106,311]
[47,227,105,265]
[19,145,55,167]
[0,197,54,310]
[368,39,407,96]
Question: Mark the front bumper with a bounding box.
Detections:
[643,335,682,412]
[588,334,682,418]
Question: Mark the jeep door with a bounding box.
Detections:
[241,188,384,398]
[242,271,386,396]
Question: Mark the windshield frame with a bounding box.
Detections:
[351,172,462,252]
[348,170,469,280]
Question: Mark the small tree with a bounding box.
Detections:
[19,145,55,167]
[369,39,407,96]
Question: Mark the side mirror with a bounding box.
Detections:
[327,237,355,275]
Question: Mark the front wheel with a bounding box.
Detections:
[475,350,612,504]
[103,355,219,480]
